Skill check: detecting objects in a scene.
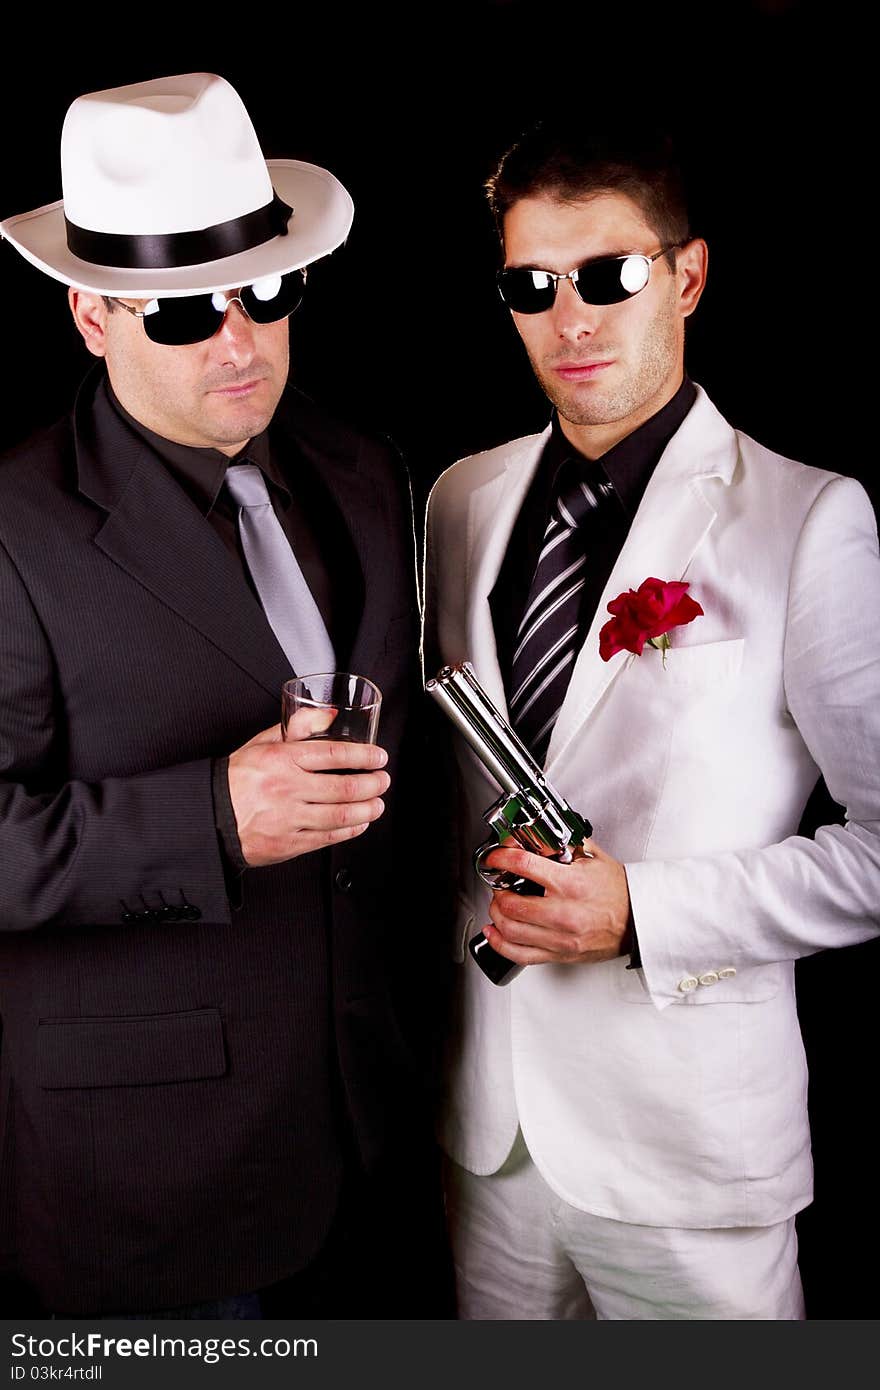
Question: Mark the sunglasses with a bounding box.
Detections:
[496,246,680,315]
[112,268,307,345]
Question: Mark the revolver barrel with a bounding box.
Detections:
[426,661,550,796]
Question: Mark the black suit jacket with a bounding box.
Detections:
[0,371,431,1314]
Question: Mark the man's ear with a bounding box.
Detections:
[68,288,111,357]
[677,238,708,319]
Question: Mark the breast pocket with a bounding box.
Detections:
[638,637,745,689]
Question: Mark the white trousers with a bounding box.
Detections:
[445,1131,805,1320]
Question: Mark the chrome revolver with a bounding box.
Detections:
[426,661,592,986]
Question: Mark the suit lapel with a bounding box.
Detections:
[464,430,550,718]
[92,455,293,698]
[544,386,739,774]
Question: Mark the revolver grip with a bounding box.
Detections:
[469,833,544,988]
[468,931,524,986]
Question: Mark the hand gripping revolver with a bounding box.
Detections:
[425,661,592,986]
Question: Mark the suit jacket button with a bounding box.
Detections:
[120,910,138,923]
[698,971,720,987]
[718,967,737,979]
[181,904,201,921]
[335,868,353,893]
[677,975,699,993]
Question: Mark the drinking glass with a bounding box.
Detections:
[281,672,382,749]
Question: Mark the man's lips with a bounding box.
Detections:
[552,360,614,381]
[209,377,266,397]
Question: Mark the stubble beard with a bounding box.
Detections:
[529,287,681,429]
[197,363,286,446]
[199,397,281,446]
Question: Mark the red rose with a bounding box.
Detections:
[599,577,704,662]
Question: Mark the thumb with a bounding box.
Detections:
[281,705,338,742]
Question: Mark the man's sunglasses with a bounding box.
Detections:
[112,268,307,345]
[496,246,681,315]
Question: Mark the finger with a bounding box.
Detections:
[490,888,559,929]
[292,823,372,852]
[488,895,572,950]
[299,796,386,831]
[281,706,338,742]
[482,922,559,966]
[297,769,391,803]
[483,844,565,893]
[295,740,390,772]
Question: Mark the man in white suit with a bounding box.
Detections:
[423,123,880,1319]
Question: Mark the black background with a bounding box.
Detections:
[0,1,874,1319]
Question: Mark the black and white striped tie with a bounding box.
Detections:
[509,465,613,763]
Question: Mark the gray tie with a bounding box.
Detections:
[225,463,336,676]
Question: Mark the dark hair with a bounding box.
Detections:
[486,121,691,268]
[101,296,118,313]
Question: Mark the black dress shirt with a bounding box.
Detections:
[490,377,697,693]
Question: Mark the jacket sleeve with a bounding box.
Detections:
[625,475,880,1008]
[0,536,232,932]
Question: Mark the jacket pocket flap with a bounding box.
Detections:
[37,1009,227,1089]
[639,637,745,686]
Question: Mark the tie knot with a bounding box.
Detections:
[555,464,615,530]
[225,462,270,509]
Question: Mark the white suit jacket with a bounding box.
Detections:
[423,386,880,1229]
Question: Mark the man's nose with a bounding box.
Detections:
[550,277,600,338]
[213,300,257,362]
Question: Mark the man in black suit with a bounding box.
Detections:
[0,71,449,1317]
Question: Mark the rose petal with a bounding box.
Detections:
[662,593,704,631]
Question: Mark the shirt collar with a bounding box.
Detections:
[544,375,697,516]
[103,378,287,515]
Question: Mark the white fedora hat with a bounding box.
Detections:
[0,71,354,297]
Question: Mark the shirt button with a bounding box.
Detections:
[718,967,737,979]
[335,868,353,893]
[678,976,699,993]
[698,971,720,987]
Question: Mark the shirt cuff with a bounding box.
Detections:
[211,756,247,907]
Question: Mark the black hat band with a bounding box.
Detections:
[64,191,292,270]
